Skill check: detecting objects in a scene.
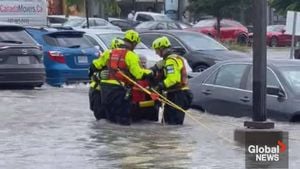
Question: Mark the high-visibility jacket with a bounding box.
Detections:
[162,54,188,90]
[92,48,151,85]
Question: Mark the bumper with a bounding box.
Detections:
[46,68,89,86]
[0,64,45,86]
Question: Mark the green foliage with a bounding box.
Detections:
[269,0,300,14]
[66,0,82,6]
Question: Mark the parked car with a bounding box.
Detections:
[81,29,193,74]
[135,21,191,31]
[108,18,140,31]
[80,29,161,68]
[249,25,296,47]
[140,30,247,72]
[63,17,121,31]
[0,22,45,88]
[133,12,172,22]
[190,59,300,122]
[186,19,248,44]
[47,15,68,27]
[26,28,99,86]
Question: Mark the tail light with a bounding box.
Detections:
[48,51,65,63]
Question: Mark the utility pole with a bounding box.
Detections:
[244,0,274,129]
[290,12,298,59]
[85,0,89,28]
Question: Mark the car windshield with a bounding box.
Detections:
[176,33,227,51]
[0,29,34,44]
[153,15,172,21]
[194,20,215,27]
[44,33,93,48]
[267,25,285,32]
[136,22,157,29]
[63,18,84,27]
[280,66,300,95]
[96,33,147,49]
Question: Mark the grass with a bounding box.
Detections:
[222,42,251,53]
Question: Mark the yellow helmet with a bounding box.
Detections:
[152,36,171,49]
[110,38,125,49]
[124,30,141,43]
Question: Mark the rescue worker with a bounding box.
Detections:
[88,38,125,120]
[92,30,154,125]
[151,36,193,125]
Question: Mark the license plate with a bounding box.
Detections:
[17,56,30,64]
[77,56,88,64]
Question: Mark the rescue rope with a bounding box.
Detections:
[117,69,234,144]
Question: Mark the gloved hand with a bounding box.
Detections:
[150,93,159,101]
[100,69,109,80]
[88,64,98,78]
[150,60,165,75]
[153,82,164,92]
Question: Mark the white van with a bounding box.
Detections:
[0,0,47,26]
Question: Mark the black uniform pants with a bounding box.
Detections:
[163,90,193,125]
[101,83,131,125]
[89,88,106,120]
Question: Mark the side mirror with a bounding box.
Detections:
[267,86,285,98]
[281,29,286,34]
[172,46,186,56]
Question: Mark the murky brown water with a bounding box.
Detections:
[0,85,299,169]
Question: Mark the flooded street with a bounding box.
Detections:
[0,85,299,169]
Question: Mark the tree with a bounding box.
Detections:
[66,0,121,17]
[187,0,249,40]
[269,0,300,14]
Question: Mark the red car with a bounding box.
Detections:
[249,25,296,47]
[186,19,248,44]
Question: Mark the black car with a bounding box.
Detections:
[108,18,139,31]
[140,30,247,72]
[135,21,191,31]
[190,59,300,122]
[0,23,45,88]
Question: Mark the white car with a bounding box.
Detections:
[133,12,172,22]
[80,29,193,73]
[63,17,121,31]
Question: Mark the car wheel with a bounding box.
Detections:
[270,37,278,47]
[237,35,248,45]
[193,64,209,72]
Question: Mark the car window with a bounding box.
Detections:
[246,67,281,90]
[112,21,130,27]
[63,18,84,27]
[280,66,300,95]
[44,33,93,48]
[136,22,157,29]
[95,19,107,26]
[176,32,227,51]
[156,23,167,30]
[0,28,35,44]
[140,33,161,48]
[96,33,146,49]
[164,35,182,47]
[214,64,248,89]
[136,14,153,22]
[168,22,179,29]
[84,35,104,51]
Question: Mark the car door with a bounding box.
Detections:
[220,20,235,41]
[244,67,288,119]
[199,63,251,117]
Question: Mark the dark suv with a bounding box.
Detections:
[0,23,45,88]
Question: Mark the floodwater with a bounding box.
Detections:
[0,85,299,169]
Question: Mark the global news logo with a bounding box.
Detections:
[247,140,286,162]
